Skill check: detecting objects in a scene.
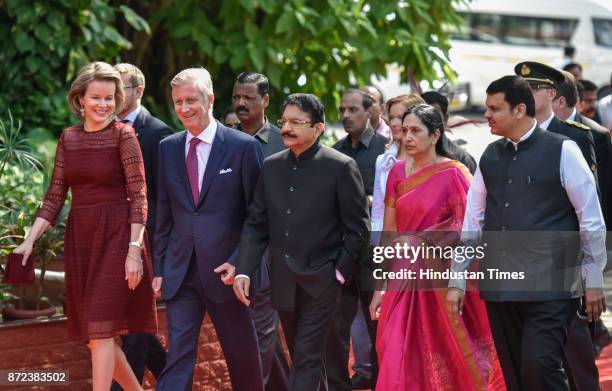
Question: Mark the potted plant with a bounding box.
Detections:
[0,111,66,321]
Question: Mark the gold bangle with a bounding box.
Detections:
[126,253,143,263]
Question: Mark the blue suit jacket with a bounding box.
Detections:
[153,121,264,302]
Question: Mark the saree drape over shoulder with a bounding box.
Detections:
[376,160,505,391]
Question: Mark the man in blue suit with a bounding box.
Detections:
[153,67,264,391]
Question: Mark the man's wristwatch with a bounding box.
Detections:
[128,241,142,249]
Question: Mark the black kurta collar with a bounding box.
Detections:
[289,141,320,162]
[503,126,543,151]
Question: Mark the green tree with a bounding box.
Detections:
[119,0,463,123]
[0,0,149,135]
[1,0,463,133]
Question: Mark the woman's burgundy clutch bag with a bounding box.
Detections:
[4,253,35,285]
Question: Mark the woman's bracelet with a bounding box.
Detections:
[126,253,143,263]
[128,241,142,249]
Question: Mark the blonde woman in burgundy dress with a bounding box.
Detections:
[14,62,156,391]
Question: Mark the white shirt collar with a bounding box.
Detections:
[119,105,142,125]
[568,107,577,121]
[539,112,555,130]
[186,118,217,145]
[506,119,537,150]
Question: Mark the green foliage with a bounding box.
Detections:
[1,0,463,132]
[0,161,68,309]
[0,111,67,309]
[118,0,463,123]
[0,282,13,305]
[0,0,149,136]
[0,111,42,180]
[320,128,339,147]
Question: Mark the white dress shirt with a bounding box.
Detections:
[371,142,399,235]
[598,94,612,130]
[119,105,142,125]
[539,112,555,130]
[185,120,217,193]
[450,120,606,290]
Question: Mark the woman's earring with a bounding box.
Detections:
[80,106,85,116]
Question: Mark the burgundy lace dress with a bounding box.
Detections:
[37,121,157,341]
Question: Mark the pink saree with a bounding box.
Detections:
[376,160,506,391]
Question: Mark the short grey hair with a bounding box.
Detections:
[170,68,214,99]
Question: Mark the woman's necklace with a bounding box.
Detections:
[406,155,439,176]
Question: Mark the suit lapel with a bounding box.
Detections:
[197,122,226,207]
[175,131,194,208]
[133,107,148,142]
[548,116,561,134]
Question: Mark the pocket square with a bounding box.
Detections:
[219,168,233,174]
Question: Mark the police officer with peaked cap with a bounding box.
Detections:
[514,61,598,181]
[516,61,601,391]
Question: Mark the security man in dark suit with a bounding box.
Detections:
[234,93,370,391]
[517,61,602,391]
[112,63,173,390]
[575,79,612,230]
[553,70,612,390]
[514,61,597,179]
[232,71,290,391]
[329,89,388,391]
[233,72,286,156]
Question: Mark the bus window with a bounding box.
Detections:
[472,13,502,42]
[451,12,577,47]
[539,18,576,45]
[502,15,576,46]
[504,15,539,45]
[451,12,501,42]
[593,18,612,48]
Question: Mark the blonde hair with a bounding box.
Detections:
[115,63,145,89]
[170,68,214,99]
[385,94,424,114]
[384,94,425,149]
[67,62,125,120]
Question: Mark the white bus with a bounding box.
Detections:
[446,0,612,110]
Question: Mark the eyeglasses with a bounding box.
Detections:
[276,119,314,128]
[124,86,139,90]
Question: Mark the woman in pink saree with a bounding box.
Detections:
[370,104,505,390]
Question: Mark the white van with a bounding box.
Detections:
[445,0,612,109]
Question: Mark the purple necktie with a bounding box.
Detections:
[186,138,202,204]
